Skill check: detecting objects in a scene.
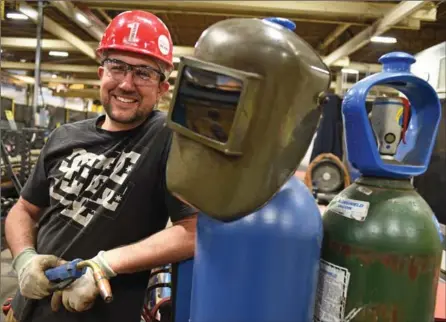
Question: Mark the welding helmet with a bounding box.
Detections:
[96,10,174,72]
[166,17,331,221]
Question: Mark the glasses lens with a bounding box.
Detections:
[104,59,162,85]
[134,67,161,84]
[104,60,127,81]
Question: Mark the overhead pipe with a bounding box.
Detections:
[323,1,429,66]
[32,0,44,125]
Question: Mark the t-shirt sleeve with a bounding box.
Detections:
[20,128,58,208]
[158,129,197,223]
[163,181,198,223]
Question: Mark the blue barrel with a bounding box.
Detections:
[173,259,194,322]
[189,176,323,322]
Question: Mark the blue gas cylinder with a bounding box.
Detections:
[189,176,323,322]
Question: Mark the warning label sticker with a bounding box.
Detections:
[314,260,351,322]
[356,185,372,196]
[329,197,369,222]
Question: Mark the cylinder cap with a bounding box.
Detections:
[378,52,416,73]
[263,17,296,31]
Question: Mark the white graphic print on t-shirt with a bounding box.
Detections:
[49,148,141,227]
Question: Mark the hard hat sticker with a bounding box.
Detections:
[125,22,140,44]
[329,197,370,222]
[158,35,170,55]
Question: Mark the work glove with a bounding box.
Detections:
[51,251,116,313]
[12,247,63,299]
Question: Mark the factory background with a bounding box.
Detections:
[1,1,445,321]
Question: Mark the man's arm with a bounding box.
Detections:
[5,197,63,300]
[50,212,197,312]
[5,197,43,258]
[6,127,57,258]
[103,214,197,274]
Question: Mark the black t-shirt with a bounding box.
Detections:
[11,110,196,322]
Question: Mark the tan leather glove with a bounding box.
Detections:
[51,267,98,312]
[12,248,63,299]
[51,251,116,312]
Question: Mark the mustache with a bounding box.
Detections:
[111,90,140,100]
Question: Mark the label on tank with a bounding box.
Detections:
[356,186,372,196]
[329,197,369,221]
[314,260,351,322]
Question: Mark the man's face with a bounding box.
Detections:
[98,50,169,128]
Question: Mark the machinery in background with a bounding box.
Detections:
[314,52,443,322]
[141,266,172,322]
[304,93,364,205]
[305,94,351,204]
[309,94,345,165]
[1,128,46,183]
[305,153,350,205]
[1,127,46,250]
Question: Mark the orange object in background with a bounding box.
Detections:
[436,278,446,321]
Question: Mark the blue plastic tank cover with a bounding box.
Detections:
[263,17,296,31]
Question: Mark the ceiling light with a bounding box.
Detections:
[75,12,91,26]
[49,51,69,57]
[6,12,29,20]
[341,68,359,74]
[18,7,38,19]
[371,36,397,44]
[20,59,27,63]
[52,74,58,79]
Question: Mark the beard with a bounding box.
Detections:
[102,85,157,125]
[103,101,149,125]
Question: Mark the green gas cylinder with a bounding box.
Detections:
[316,177,442,322]
[313,52,444,322]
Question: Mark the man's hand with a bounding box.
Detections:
[51,268,98,312]
[50,251,116,313]
[13,248,62,299]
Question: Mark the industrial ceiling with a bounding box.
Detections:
[1,1,446,103]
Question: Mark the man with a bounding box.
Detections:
[4,10,197,322]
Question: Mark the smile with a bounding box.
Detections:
[114,95,138,104]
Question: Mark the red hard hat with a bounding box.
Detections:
[97,10,174,69]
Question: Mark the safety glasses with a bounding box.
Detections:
[101,58,165,85]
